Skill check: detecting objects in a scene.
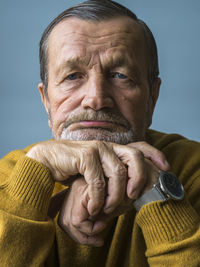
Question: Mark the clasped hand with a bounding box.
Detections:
[27,140,169,247]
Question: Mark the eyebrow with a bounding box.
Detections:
[56,54,141,81]
[106,56,128,69]
[56,57,88,72]
[57,54,128,70]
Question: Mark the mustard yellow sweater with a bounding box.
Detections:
[0,130,200,267]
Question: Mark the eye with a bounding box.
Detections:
[66,73,81,80]
[111,72,128,79]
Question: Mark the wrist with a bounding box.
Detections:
[6,156,54,218]
[133,171,184,211]
[26,144,52,173]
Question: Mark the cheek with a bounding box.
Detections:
[48,91,82,131]
[114,90,150,126]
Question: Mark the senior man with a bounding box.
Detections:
[0,0,200,266]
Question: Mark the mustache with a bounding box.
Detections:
[62,109,131,130]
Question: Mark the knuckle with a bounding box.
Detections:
[117,164,127,179]
[138,141,147,147]
[71,216,81,228]
[76,183,85,195]
[84,146,97,157]
[92,178,106,190]
[156,150,166,160]
[81,148,99,168]
[90,140,102,148]
[92,140,107,151]
[131,148,144,159]
[128,141,146,148]
[111,161,127,179]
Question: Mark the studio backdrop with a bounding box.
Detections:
[0,0,200,157]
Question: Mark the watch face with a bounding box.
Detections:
[159,171,184,200]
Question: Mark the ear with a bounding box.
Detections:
[147,77,161,127]
[38,83,52,129]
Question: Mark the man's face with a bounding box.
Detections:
[39,17,160,144]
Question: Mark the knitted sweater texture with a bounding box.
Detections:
[0,129,200,266]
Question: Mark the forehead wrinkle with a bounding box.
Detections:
[50,22,139,52]
[105,54,128,69]
[51,18,136,41]
[49,18,148,79]
[55,50,143,81]
[60,57,90,69]
[56,52,128,74]
[49,17,146,57]
[65,31,135,44]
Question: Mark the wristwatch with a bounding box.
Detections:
[133,171,184,211]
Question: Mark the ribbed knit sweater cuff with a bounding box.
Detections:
[136,198,199,248]
[6,156,54,215]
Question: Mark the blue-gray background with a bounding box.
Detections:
[0,0,200,158]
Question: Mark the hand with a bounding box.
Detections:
[57,159,163,247]
[58,178,106,247]
[102,141,169,213]
[27,140,169,217]
[26,140,127,216]
[57,142,169,247]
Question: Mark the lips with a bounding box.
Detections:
[79,120,116,127]
[66,120,127,132]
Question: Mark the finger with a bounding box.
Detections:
[73,219,107,236]
[58,177,106,237]
[112,143,147,200]
[79,145,106,216]
[57,178,89,230]
[59,214,104,247]
[71,200,107,236]
[70,205,107,245]
[58,197,104,246]
[144,158,160,190]
[97,142,127,214]
[127,142,170,171]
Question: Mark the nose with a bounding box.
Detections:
[81,74,114,110]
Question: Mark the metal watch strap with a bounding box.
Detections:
[133,171,184,211]
[133,183,166,211]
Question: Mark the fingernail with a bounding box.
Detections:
[127,185,138,200]
[164,160,170,169]
[129,190,138,200]
[165,159,169,165]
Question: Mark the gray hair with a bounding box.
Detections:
[39,0,159,96]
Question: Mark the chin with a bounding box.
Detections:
[60,128,139,145]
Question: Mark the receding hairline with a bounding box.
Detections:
[48,15,145,44]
